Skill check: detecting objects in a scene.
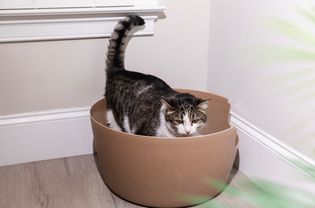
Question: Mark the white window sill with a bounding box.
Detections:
[0,5,165,43]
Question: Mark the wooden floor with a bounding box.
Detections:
[0,155,255,208]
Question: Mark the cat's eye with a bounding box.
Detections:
[173,120,183,124]
[192,119,199,123]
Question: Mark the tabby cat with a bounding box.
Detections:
[105,15,208,137]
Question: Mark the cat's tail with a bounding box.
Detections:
[106,15,145,72]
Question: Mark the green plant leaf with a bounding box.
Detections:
[267,18,315,47]
[262,46,315,62]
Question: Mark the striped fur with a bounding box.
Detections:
[104,15,208,137]
[106,15,145,73]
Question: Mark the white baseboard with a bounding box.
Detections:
[231,112,315,191]
[1,107,315,190]
[0,108,92,166]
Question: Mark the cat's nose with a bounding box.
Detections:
[185,130,191,134]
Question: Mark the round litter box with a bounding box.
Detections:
[90,89,238,208]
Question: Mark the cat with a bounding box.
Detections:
[105,15,208,137]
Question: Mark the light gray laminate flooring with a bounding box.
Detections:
[0,155,255,208]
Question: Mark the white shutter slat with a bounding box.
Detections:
[0,0,134,10]
[0,0,35,10]
[0,16,158,42]
[0,0,164,43]
[93,0,133,7]
[35,0,93,9]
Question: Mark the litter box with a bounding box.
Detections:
[90,89,238,208]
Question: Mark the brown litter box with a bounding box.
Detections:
[90,89,238,208]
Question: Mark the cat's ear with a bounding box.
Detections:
[161,97,175,112]
[197,99,210,113]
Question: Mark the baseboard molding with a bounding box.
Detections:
[231,112,315,190]
[1,107,315,189]
[0,107,92,166]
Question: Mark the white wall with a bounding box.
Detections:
[1,0,315,163]
[127,0,210,92]
[208,0,315,160]
[0,0,210,115]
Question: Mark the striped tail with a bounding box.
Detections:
[106,15,145,72]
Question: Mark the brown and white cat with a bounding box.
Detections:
[105,15,208,137]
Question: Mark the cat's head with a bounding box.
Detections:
[161,93,209,137]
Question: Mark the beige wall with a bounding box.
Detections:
[207,0,315,159]
[0,0,210,115]
[0,40,105,115]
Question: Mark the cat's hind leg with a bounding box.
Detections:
[106,109,122,132]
